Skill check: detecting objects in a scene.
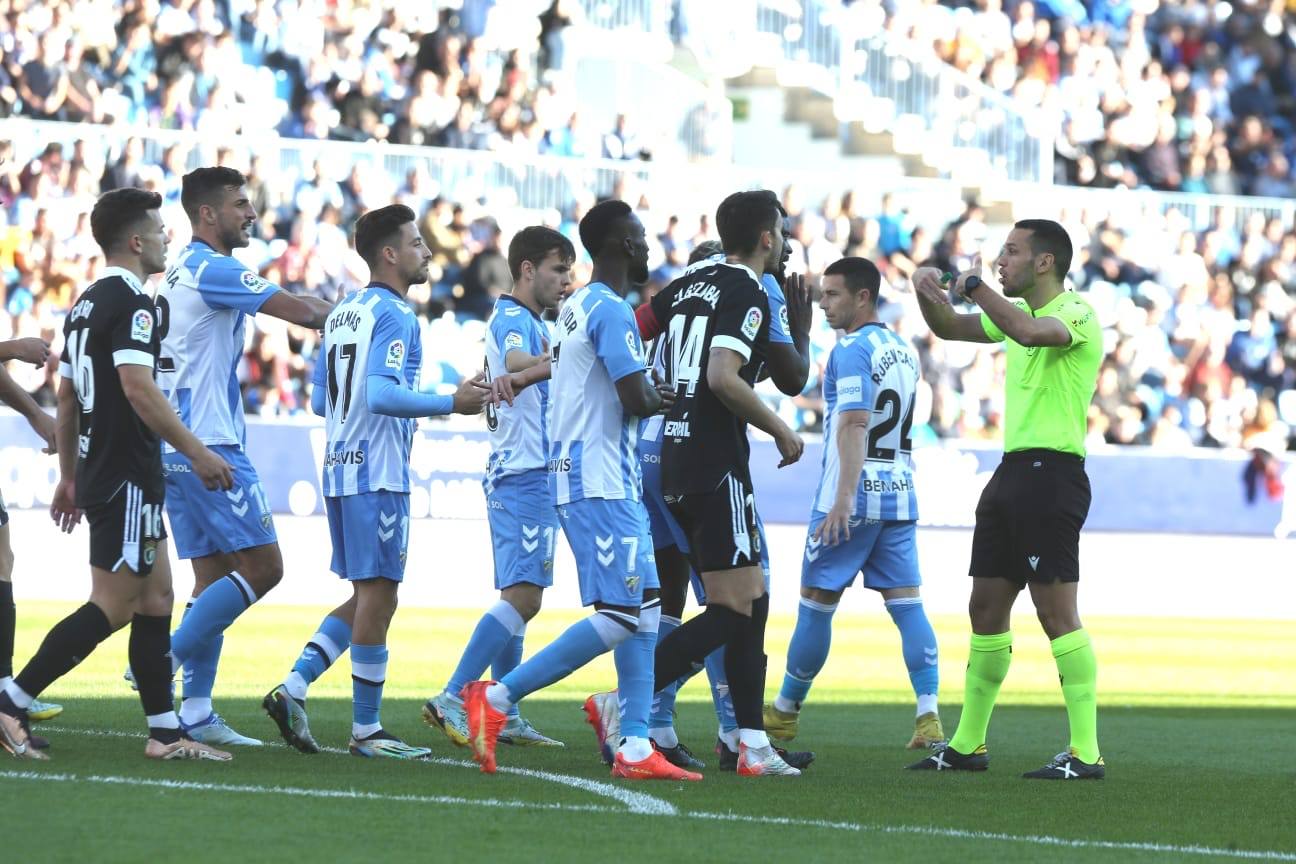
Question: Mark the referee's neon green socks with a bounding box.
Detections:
[1052,628,1100,764]
[947,631,1012,755]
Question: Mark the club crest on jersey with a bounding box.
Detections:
[625,574,640,592]
[240,271,272,294]
[504,331,524,351]
[386,339,406,369]
[130,309,154,343]
[741,306,763,340]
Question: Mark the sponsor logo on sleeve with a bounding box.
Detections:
[504,331,524,351]
[836,375,863,405]
[741,306,763,340]
[240,270,272,293]
[130,308,154,343]
[386,339,406,369]
[625,329,643,363]
[779,305,789,335]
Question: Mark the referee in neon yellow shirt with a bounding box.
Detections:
[907,219,1105,779]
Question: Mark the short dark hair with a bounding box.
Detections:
[354,204,417,267]
[688,239,724,265]
[1014,219,1073,276]
[578,199,632,258]
[715,190,785,256]
[180,166,246,221]
[508,226,575,280]
[823,256,881,302]
[90,187,163,254]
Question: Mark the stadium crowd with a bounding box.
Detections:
[886,0,1296,197]
[0,0,1291,455]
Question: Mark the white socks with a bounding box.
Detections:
[649,725,679,749]
[917,693,938,717]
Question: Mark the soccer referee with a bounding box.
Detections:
[907,219,1105,780]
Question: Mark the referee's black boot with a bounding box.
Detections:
[907,741,989,771]
[1022,748,1105,780]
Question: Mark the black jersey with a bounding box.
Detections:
[59,267,164,507]
[653,260,772,496]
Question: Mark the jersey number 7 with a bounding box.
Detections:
[326,343,358,422]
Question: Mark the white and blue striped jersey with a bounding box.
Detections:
[812,323,920,521]
[548,283,646,506]
[484,294,550,487]
[158,240,281,448]
[311,284,422,497]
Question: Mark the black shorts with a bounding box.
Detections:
[969,449,1090,587]
[86,482,168,577]
[666,471,762,574]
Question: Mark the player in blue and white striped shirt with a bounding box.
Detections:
[423,226,574,750]
[464,201,698,781]
[765,257,945,751]
[262,205,487,758]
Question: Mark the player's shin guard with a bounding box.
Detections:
[351,643,388,736]
[947,632,1012,755]
[11,602,113,704]
[171,573,256,672]
[885,597,939,706]
[286,614,352,701]
[0,580,14,683]
[723,594,769,733]
[776,597,837,712]
[653,604,745,692]
[448,600,524,699]
[614,599,660,741]
[130,613,182,743]
[1051,628,1100,764]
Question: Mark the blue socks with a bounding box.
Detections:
[351,643,388,735]
[703,646,736,734]
[886,596,939,701]
[498,614,624,704]
[492,630,525,720]
[448,600,524,699]
[179,595,222,708]
[614,601,660,741]
[776,597,837,712]
[172,573,256,669]
[648,614,682,729]
[284,614,352,702]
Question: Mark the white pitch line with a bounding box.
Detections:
[3,768,1294,862]
[36,724,677,816]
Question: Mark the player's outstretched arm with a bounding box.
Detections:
[706,347,804,467]
[766,273,812,397]
[0,336,51,367]
[953,257,1071,347]
[259,292,334,329]
[50,378,80,533]
[117,364,233,491]
[911,266,994,344]
[817,408,870,547]
[0,361,54,452]
[367,372,489,417]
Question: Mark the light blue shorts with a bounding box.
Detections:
[486,470,557,590]
[164,444,276,559]
[326,491,409,582]
[802,516,920,593]
[557,497,659,608]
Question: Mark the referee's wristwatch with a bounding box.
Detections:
[961,274,983,298]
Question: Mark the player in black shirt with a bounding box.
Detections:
[651,189,805,776]
[0,188,235,762]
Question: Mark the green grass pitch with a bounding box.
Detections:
[3,603,1293,863]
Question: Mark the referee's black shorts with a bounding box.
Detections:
[969,448,1090,587]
